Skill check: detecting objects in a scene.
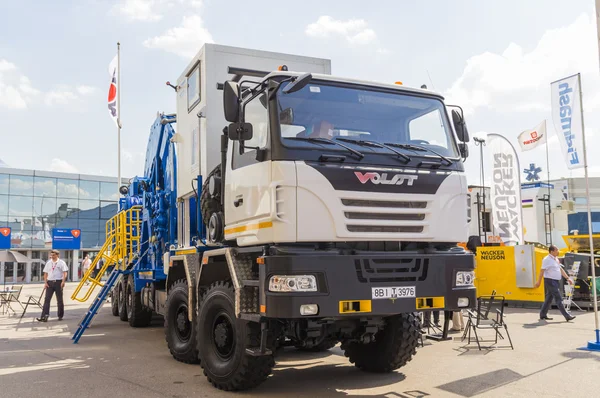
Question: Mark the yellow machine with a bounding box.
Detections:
[474,245,547,303]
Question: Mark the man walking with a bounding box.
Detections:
[37,250,69,322]
[534,245,575,321]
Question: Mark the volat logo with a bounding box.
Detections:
[0,228,10,237]
[71,229,81,238]
[354,172,418,186]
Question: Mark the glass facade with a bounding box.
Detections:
[0,169,123,249]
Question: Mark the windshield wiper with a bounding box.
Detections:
[334,137,411,163]
[285,137,364,159]
[383,142,452,165]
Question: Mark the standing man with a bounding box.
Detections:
[535,245,576,321]
[36,250,68,322]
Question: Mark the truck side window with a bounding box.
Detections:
[232,93,268,169]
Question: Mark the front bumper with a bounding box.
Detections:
[259,251,476,318]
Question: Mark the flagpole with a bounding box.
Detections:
[117,42,121,199]
[544,119,552,245]
[577,72,600,349]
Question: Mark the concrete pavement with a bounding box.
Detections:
[1,282,599,397]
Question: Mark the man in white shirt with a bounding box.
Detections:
[37,250,69,322]
[534,245,575,321]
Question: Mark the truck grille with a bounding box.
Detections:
[347,225,424,233]
[355,258,429,283]
[341,198,429,235]
[345,212,425,221]
[341,199,427,208]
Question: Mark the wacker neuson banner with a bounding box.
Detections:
[551,74,584,170]
[488,133,523,245]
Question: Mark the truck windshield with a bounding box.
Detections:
[276,81,459,158]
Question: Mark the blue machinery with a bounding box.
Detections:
[71,114,204,341]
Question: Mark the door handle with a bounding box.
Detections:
[234,197,244,207]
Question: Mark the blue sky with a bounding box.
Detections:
[1,0,599,185]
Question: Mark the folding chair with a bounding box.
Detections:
[462,295,513,350]
[20,287,46,318]
[3,285,24,315]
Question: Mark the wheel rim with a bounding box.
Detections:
[174,303,191,342]
[211,311,235,360]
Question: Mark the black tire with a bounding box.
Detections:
[342,312,420,373]
[197,281,274,391]
[118,278,128,322]
[200,165,222,228]
[111,286,119,316]
[165,279,200,364]
[127,274,153,327]
[296,338,338,352]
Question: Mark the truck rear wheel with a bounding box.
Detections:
[111,286,119,316]
[342,312,420,373]
[197,281,274,391]
[127,274,153,327]
[118,278,128,322]
[165,279,200,364]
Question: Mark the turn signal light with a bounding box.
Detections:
[394,81,403,85]
[278,65,288,71]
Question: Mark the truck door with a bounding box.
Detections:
[224,91,272,240]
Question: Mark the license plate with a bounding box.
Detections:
[372,286,416,300]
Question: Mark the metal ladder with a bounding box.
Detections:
[71,269,123,344]
[541,193,552,245]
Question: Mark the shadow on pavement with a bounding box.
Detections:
[253,363,413,397]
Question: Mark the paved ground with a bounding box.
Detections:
[1,283,600,397]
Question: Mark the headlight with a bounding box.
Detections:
[456,271,475,287]
[269,275,317,292]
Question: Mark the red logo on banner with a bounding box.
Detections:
[531,131,538,139]
[0,228,9,237]
[71,229,81,238]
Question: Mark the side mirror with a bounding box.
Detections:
[458,142,469,159]
[452,109,470,142]
[280,107,294,125]
[228,122,253,141]
[223,81,240,122]
[282,73,313,94]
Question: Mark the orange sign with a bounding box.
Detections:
[71,229,81,238]
[0,228,10,237]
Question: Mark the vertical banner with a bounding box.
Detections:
[488,134,524,245]
[551,74,584,170]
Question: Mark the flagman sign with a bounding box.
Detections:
[108,54,119,127]
[551,75,584,169]
[488,134,524,245]
[517,120,547,151]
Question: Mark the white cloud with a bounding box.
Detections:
[45,87,78,106]
[306,16,377,45]
[50,158,79,174]
[76,85,97,95]
[0,60,41,109]
[143,14,214,58]
[111,0,162,22]
[446,13,600,115]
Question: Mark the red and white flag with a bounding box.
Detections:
[517,120,547,152]
[108,54,119,128]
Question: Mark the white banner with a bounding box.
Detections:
[517,120,547,152]
[108,54,119,128]
[551,74,584,169]
[488,134,524,245]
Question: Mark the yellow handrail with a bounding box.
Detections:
[71,206,143,302]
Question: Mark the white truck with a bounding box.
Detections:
[109,43,475,391]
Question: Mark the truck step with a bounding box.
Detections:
[241,279,259,287]
[239,313,261,322]
[245,347,273,356]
